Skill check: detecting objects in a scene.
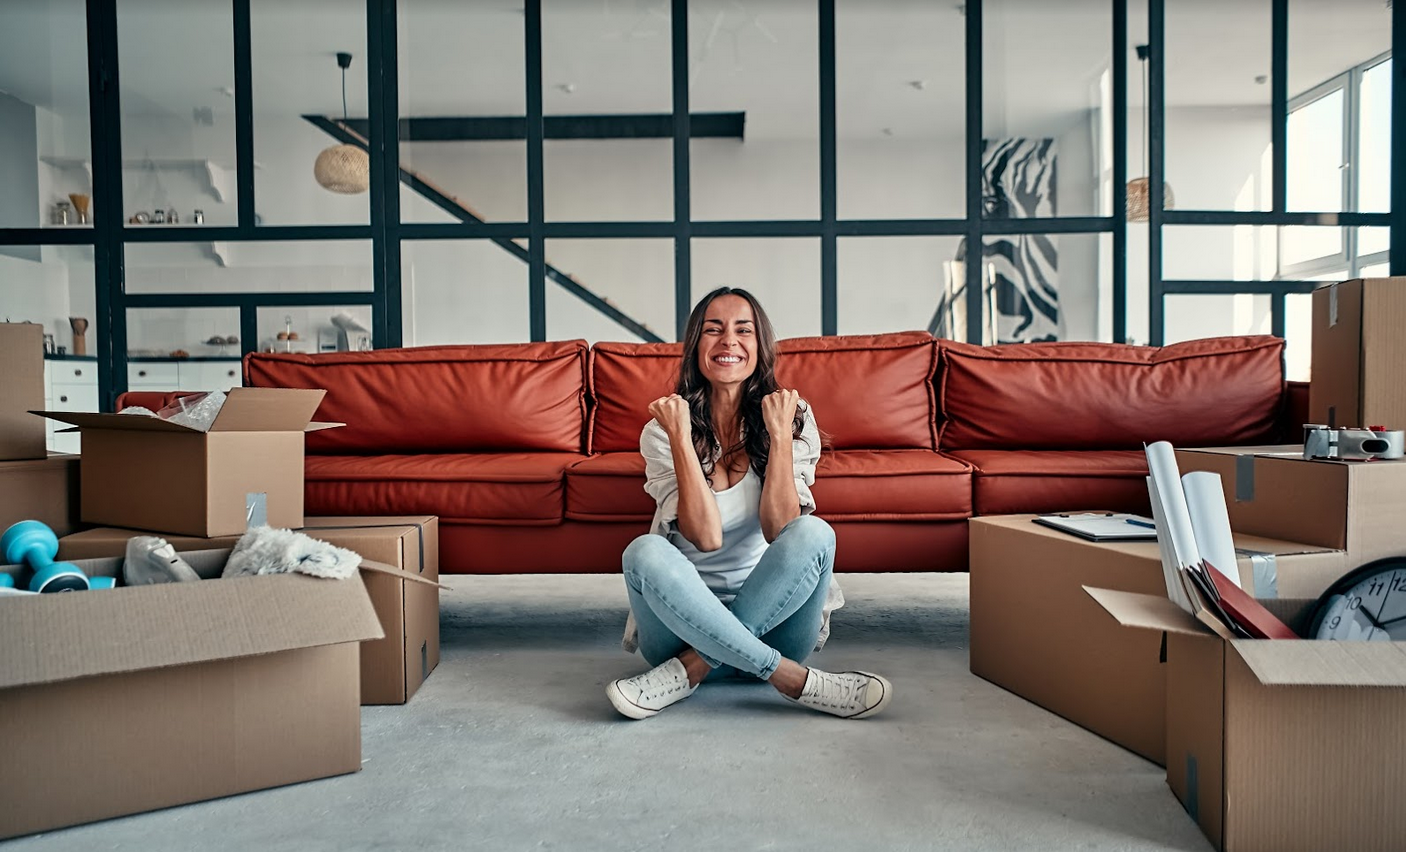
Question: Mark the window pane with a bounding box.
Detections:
[692,239,820,339]
[1164,294,1271,344]
[1164,0,1272,212]
[123,240,373,294]
[118,0,240,227]
[542,0,671,222]
[252,0,369,226]
[981,232,1111,343]
[836,1,963,219]
[1164,225,1280,280]
[1286,89,1345,212]
[837,237,964,335]
[0,0,91,230]
[544,239,674,343]
[256,305,371,354]
[400,1,526,224]
[1358,226,1389,258]
[984,0,1110,218]
[1280,225,1343,268]
[1361,260,1391,277]
[127,306,240,360]
[0,244,94,353]
[1359,58,1391,213]
[691,0,819,221]
[1284,291,1312,381]
[402,239,529,344]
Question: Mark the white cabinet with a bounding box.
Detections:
[126,360,242,393]
[43,359,99,455]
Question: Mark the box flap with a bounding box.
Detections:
[32,410,200,434]
[1083,586,1208,637]
[359,558,445,589]
[0,549,384,690]
[306,421,345,432]
[208,387,326,432]
[1231,640,1406,687]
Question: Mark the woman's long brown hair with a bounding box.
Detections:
[676,287,809,480]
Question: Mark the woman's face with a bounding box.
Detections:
[696,294,758,389]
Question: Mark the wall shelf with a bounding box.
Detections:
[40,156,262,204]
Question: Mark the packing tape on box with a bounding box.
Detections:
[1185,755,1200,822]
[1235,548,1279,599]
[246,493,268,528]
[1234,455,1256,502]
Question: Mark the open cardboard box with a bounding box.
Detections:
[0,547,391,840]
[1178,445,1406,568]
[971,515,1345,767]
[35,387,342,537]
[1085,586,1406,852]
[57,516,443,705]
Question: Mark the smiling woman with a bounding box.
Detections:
[604,286,894,722]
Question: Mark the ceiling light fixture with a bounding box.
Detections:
[313,52,370,195]
[1127,43,1175,222]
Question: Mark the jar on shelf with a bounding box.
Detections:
[51,202,71,226]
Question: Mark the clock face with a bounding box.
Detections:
[1311,559,1406,641]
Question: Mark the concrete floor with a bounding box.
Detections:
[11,573,1211,852]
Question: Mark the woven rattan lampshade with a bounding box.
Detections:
[314,144,370,194]
[1125,177,1175,222]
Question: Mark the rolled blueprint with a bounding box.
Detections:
[1182,471,1241,587]
[1145,442,1201,570]
[1147,475,1195,613]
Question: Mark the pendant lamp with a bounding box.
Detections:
[314,52,370,195]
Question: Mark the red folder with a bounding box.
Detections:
[1203,562,1300,640]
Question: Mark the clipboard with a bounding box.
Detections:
[1032,512,1159,542]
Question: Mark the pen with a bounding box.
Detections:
[1125,518,1156,529]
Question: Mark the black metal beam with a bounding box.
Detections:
[1149,0,1165,345]
[1271,0,1288,213]
[819,0,837,336]
[525,0,545,341]
[1163,210,1390,227]
[964,0,985,345]
[1392,0,1406,275]
[88,0,125,408]
[672,0,692,340]
[233,0,254,231]
[347,112,745,142]
[1161,280,1320,295]
[1112,0,1128,343]
[373,0,402,347]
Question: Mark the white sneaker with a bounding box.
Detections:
[606,658,699,720]
[789,668,892,719]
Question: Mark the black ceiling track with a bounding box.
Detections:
[305,114,664,343]
[343,111,744,142]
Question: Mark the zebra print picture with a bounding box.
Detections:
[931,138,1060,343]
[982,137,1059,343]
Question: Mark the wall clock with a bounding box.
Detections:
[1308,558,1406,641]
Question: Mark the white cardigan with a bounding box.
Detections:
[621,403,845,653]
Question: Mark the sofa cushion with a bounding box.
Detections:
[588,342,682,454]
[565,453,652,521]
[304,452,584,524]
[811,450,971,520]
[947,449,1151,516]
[777,332,938,450]
[939,336,1285,450]
[246,342,588,454]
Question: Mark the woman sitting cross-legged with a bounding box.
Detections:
[606,286,893,721]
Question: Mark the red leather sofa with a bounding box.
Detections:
[175,331,1298,576]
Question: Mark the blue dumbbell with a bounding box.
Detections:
[1,521,91,593]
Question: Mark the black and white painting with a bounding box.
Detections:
[931,138,1060,343]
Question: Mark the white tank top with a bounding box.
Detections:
[668,466,768,603]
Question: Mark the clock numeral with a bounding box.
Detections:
[1349,596,1363,611]
[1329,616,1342,630]
[1391,575,1406,594]
[1368,580,1386,597]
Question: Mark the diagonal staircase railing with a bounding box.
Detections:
[304,115,664,343]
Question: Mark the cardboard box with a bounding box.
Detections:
[1,322,47,461]
[970,515,1346,766]
[1178,446,1406,572]
[37,387,340,537]
[0,454,81,537]
[1087,587,1406,852]
[1310,277,1406,429]
[58,515,442,705]
[0,548,385,840]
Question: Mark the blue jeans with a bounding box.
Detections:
[622,515,836,680]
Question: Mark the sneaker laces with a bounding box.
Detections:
[631,662,692,702]
[807,670,865,710]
